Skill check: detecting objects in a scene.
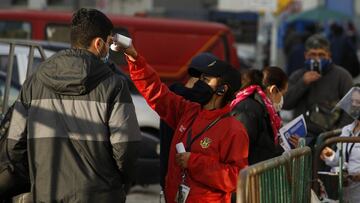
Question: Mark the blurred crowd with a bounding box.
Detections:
[1,8,360,203]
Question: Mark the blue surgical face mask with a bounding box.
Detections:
[101,50,110,63]
[304,58,331,74]
[320,58,331,71]
[97,39,110,63]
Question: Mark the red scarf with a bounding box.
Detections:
[230,85,281,144]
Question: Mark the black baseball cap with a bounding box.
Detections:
[188,53,241,95]
[188,53,235,78]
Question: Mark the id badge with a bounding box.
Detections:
[175,184,190,203]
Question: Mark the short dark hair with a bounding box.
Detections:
[262,66,288,91]
[305,34,330,51]
[70,8,114,48]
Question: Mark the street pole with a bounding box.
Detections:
[270,12,278,66]
[255,12,264,69]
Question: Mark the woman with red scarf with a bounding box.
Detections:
[231,67,297,164]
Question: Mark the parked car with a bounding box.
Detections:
[0,9,241,84]
[0,39,160,190]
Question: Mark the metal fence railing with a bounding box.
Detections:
[0,39,47,115]
[237,146,312,203]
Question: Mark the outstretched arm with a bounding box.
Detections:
[119,45,198,129]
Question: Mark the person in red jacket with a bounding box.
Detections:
[115,41,248,202]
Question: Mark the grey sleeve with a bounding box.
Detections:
[108,80,141,184]
[7,101,28,158]
[6,88,30,176]
[283,70,309,110]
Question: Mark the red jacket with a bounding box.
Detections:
[128,55,249,203]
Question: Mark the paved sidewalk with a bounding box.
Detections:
[126,184,161,203]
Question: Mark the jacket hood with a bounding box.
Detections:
[37,49,113,95]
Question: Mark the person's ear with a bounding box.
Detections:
[93,37,104,52]
[269,85,278,95]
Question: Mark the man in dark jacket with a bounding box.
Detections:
[283,34,353,146]
[5,8,141,202]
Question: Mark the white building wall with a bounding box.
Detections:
[300,0,319,11]
[106,0,153,15]
[28,0,47,9]
[218,0,276,12]
[218,0,320,12]
[23,0,153,15]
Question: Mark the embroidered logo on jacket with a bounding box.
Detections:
[200,137,212,149]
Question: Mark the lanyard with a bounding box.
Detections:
[346,130,360,162]
[185,112,230,152]
[179,112,231,190]
[346,143,355,163]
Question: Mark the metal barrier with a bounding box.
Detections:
[314,129,342,148]
[0,39,47,114]
[237,147,312,203]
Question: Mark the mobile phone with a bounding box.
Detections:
[311,60,321,74]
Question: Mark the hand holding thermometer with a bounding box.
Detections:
[111,33,132,51]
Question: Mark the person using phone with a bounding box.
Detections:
[283,34,353,146]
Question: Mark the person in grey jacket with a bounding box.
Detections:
[5,8,141,202]
[283,34,353,146]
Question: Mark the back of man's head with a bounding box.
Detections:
[71,8,113,48]
[305,34,330,51]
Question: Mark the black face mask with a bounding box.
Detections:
[189,80,214,105]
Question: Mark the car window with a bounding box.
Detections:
[0,55,20,85]
[45,24,71,43]
[0,21,31,39]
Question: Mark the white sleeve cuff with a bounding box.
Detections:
[324,152,336,163]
